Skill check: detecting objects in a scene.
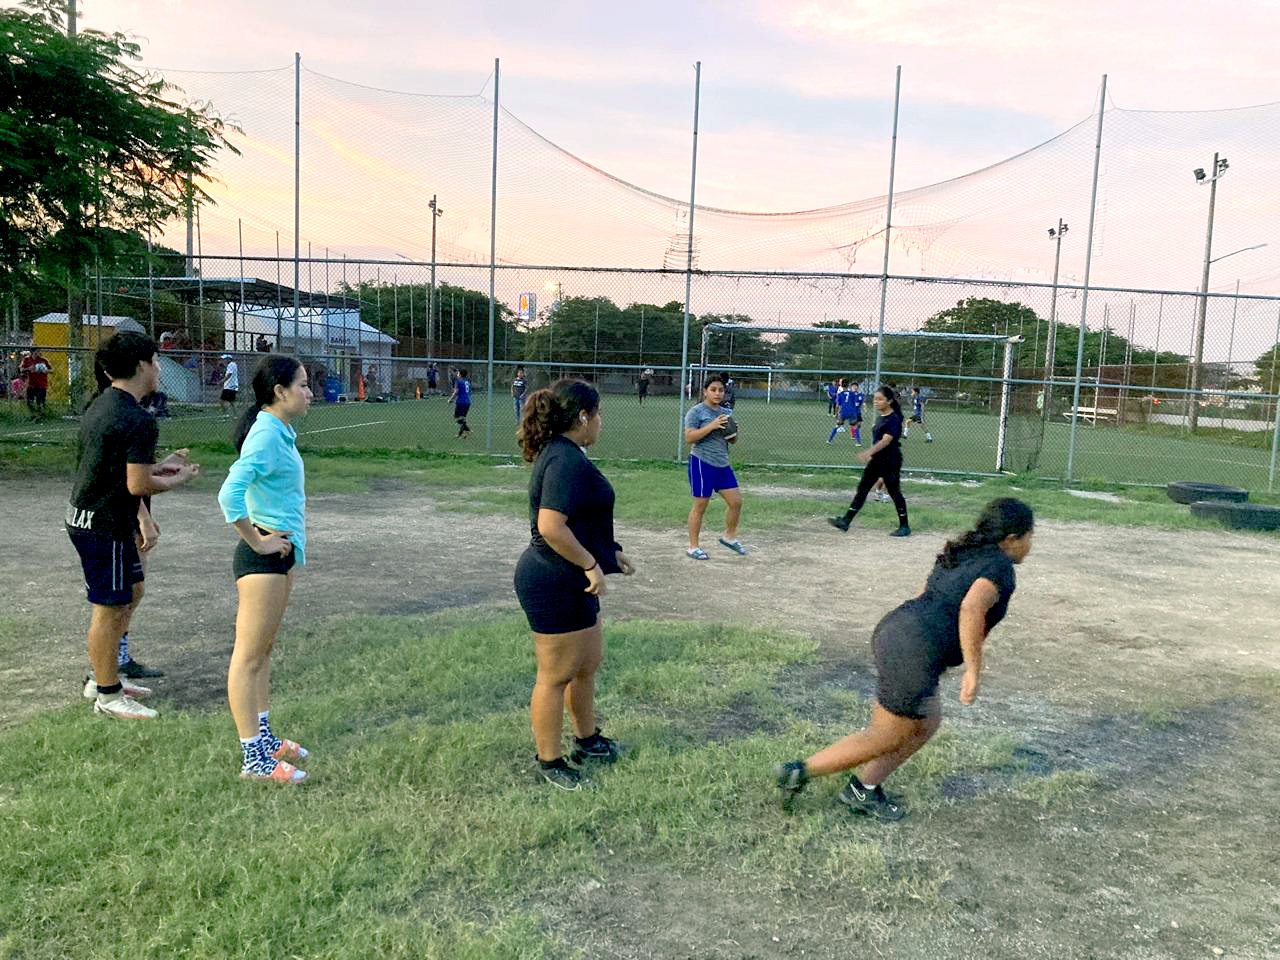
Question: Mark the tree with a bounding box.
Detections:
[1255,344,1280,395]
[0,0,236,351]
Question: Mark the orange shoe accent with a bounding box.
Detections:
[270,738,309,763]
[241,760,307,784]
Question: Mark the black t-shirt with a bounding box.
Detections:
[871,410,904,460]
[528,435,621,574]
[66,388,158,539]
[904,544,1017,667]
[512,376,527,398]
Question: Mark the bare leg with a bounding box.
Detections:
[720,487,743,540]
[228,572,292,740]
[531,625,594,760]
[687,497,711,548]
[565,620,603,738]
[804,701,929,777]
[858,697,941,785]
[88,602,134,687]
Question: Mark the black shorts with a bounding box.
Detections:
[514,546,600,634]
[68,529,144,607]
[454,402,471,420]
[233,537,297,579]
[221,389,238,402]
[871,608,946,719]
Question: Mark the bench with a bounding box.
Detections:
[1063,406,1117,424]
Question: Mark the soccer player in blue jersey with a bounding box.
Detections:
[450,368,472,438]
[848,382,866,445]
[825,379,839,416]
[828,380,860,443]
[909,386,933,442]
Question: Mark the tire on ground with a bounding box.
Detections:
[1188,500,1280,531]
[1166,481,1249,505]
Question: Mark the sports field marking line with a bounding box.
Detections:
[302,420,389,435]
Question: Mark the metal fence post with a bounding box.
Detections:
[676,61,701,463]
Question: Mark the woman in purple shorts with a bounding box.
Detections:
[683,374,745,560]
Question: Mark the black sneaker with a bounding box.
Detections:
[569,730,622,765]
[537,757,592,791]
[119,657,165,679]
[827,516,851,532]
[889,526,911,538]
[837,778,906,822]
[775,760,809,797]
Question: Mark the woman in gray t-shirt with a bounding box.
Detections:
[683,375,745,560]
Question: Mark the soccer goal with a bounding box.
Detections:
[693,322,1027,474]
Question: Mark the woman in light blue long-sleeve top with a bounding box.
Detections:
[217,355,312,784]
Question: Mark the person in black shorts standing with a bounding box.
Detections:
[828,385,910,537]
[66,332,200,721]
[637,367,652,405]
[776,498,1034,820]
[515,378,635,790]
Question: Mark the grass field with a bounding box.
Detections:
[4,394,1276,490]
[3,447,1279,959]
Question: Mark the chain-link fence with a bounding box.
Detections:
[6,264,1279,490]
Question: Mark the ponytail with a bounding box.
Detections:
[937,497,1034,568]
[232,354,302,452]
[517,378,600,462]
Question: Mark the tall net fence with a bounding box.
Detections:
[6,64,1280,489]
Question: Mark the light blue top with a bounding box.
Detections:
[218,411,307,565]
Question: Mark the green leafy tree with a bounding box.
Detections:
[0,0,236,351]
[1254,344,1280,395]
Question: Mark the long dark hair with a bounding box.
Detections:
[232,354,302,452]
[517,378,600,462]
[938,498,1034,568]
[876,385,903,417]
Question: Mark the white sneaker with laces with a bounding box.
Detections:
[93,694,158,720]
[83,675,152,699]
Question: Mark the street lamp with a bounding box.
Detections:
[1188,154,1230,431]
[1042,219,1069,416]
[428,196,443,360]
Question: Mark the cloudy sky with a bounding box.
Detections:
[76,1,1280,356]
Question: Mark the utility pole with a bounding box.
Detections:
[1189,153,1227,432]
[1042,219,1068,417]
[429,195,443,359]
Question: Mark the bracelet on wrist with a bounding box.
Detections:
[583,561,599,572]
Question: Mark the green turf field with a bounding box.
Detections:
[2,394,1275,489]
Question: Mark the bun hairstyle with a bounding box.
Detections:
[517,377,600,462]
[937,497,1034,569]
[232,354,303,452]
[876,384,903,417]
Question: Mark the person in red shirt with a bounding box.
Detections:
[19,350,50,415]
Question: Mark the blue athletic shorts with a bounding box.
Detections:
[688,455,738,498]
[67,529,144,607]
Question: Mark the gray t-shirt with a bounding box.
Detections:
[685,402,731,467]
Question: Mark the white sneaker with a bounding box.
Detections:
[93,694,158,720]
[83,674,152,699]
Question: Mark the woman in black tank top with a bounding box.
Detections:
[777,498,1035,821]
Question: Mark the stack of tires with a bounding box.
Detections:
[1166,481,1280,531]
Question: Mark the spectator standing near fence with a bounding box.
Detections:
[66,332,200,721]
[511,366,528,420]
[220,354,239,415]
[450,368,472,438]
[637,367,651,404]
[20,349,50,416]
[514,379,634,790]
[217,355,313,784]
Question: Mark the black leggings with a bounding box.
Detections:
[847,454,908,527]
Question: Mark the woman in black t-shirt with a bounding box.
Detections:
[828,385,910,537]
[778,498,1034,820]
[515,379,635,790]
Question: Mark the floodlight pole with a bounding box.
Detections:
[1065,75,1107,482]
[485,59,499,452]
[1042,218,1067,417]
[872,65,902,392]
[996,338,1018,472]
[677,61,702,462]
[293,53,301,336]
[1189,152,1222,433]
[429,194,442,361]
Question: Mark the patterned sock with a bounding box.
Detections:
[258,711,282,754]
[240,735,275,775]
[117,632,130,666]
